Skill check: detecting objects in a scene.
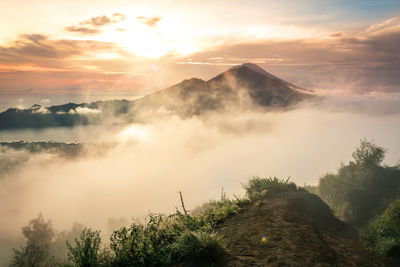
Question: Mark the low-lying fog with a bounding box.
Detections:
[1,93,400,265]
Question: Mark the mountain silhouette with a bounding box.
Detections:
[131,63,314,117]
[0,63,314,129]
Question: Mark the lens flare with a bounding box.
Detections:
[261,235,268,243]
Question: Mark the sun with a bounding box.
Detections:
[92,16,199,59]
[115,28,173,59]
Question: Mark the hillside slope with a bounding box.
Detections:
[217,189,379,266]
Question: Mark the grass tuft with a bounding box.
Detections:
[172,230,226,265]
[242,176,297,201]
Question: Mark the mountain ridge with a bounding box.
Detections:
[0,63,314,129]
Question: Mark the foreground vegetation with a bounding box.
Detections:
[11,194,234,265]
[10,139,400,266]
[365,198,400,258]
[11,176,301,266]
[306,139,400,262]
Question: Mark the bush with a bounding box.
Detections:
[110,213,175,266]
[109,212,227,266]
[66,228,103,267]
[172,230,225,265]
[365,199,400,254]
[243,176,296,200]
[191,190,239,226]
[316,139,400,226]
[375,238,399,257]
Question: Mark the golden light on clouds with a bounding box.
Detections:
[59,13,203,59]
[55,9,330,60]
[0,0,399,96]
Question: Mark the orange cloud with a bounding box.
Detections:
[64,26,100,34]
[65,13,126,35]
[136,16,161,27]
[0,34,117,65]
[81,15,111,26]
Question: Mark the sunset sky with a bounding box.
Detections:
[2,2,400,261]
[1,0,400,109]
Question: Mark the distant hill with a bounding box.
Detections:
[0,63,314,129]
[0,141,84,157]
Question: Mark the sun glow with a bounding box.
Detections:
[111,29,173,59]
[84,11,216,59]
[119,125,149,142]
[85,16,200,59]
[56,10,327,61]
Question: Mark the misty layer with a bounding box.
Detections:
[0,88,400,265]
[1,105,400,255]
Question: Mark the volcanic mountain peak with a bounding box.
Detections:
[229,62,275,77]
[0,64,315,129]
[226,62,308,92]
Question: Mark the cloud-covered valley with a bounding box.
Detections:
[1,95,400,265]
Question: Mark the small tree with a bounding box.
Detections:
[66,228,101,267]
[352,138,386,167]
[11,214,55,267]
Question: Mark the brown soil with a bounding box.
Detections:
[216,189,381,266]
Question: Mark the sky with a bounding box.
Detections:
[1,0,400,107]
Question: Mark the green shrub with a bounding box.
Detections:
[242,176,296,200]
[375,238,398,256]
[110,213,181,266]
[364,198,400,259]
[172,230,225,265]
[316,139,400,226]
[109,212,227,266]
[66,228,102,267]
[191,191,239,226]
[365,199,400,247]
